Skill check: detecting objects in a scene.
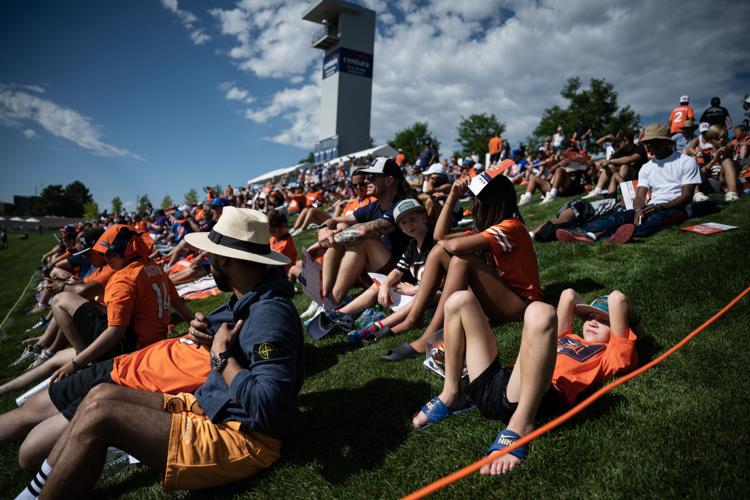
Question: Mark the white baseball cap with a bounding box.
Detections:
[423,163,447,176]
[680,95,690,103]
[699,122,709,133]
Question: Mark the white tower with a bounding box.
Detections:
[303,0,375,162]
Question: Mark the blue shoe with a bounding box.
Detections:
[485,429,529,460]
[414,396,475,430]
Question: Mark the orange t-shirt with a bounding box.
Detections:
[553,329,638,406]
[104,259,178,348]
[668,105,695,134]
[83,264,116,288]
[305,191,324,207]
[395,152,406,166]
[270,233,297,272]
[110,336,210,393]
[480,218,542,301]
[488,136,503,155]
[288,194,307,213]
[342,195,376,216]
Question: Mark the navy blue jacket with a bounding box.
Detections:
[195,268,303,439]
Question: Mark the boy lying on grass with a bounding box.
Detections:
[411,288,640,475]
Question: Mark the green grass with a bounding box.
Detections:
[1,194,749,498]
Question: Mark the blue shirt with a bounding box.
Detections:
[352,195,410,257]
[195,268,303,439]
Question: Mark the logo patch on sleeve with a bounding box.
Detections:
[253,342,283,361]
[557,336,605,362]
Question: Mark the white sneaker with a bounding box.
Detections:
[26,350,53,370]
[300,301,324,320]
[724,191,739,202]
[583,190,600,199]
[10,346,39,367]
[518,194,532,206]
[540,194,556,204]
[693,191,709,203]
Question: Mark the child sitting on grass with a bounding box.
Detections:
[380,170,541,361]
[267,210,297,276]
[411,288,640,476]
[337,198,436,343]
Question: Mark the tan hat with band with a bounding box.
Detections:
[184,207,290,266]
[639,123,673,143]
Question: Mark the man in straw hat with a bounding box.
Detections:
[18,208,303,497]
[556,123,703,244]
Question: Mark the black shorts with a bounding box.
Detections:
[466,357,563,423]
[72,302,135,358]
[48,358,115,420]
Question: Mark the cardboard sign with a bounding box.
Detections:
[368,272,414,312]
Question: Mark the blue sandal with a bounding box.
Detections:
[415,396,475,430]
[485,429,529,460]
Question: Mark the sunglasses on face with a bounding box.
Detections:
[351,182,367,188]
[364,173,384,182]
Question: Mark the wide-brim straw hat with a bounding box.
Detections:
[184,207,290,266]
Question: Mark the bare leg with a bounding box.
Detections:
[169,266,209,285]
[390,245,451,335]
[720,159,738,192]
[480,302,557,476]
[51,292,93,353]
[410,255,527,352]
[39,385,170,498]
[412,290,497,428]
[19,414,68,471]
[337,284,378,315]
[330,239,390,305]
[0,348,74,396]
[0,389,59,446]
[35,317,59,348]
[321,223,348,299]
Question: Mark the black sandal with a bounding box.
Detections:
[380,342,420,361]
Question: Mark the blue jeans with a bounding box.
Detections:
[582,208,687,238]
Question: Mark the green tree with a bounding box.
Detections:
[83,201,99,220]
[63,180,93,217]
[388,122,441,166]
[35,184,66,216]
[532,77,640,149]
[161,195,174,209]
[456,114,506,159]
[184,188,198,205]
[111,196,123,215]
[137,194,151,213]
[298,151,314,164]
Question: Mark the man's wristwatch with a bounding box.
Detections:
[210,351,233,373]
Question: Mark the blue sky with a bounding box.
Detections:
[2,0,748,212]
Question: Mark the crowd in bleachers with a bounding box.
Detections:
[1,94,748,497]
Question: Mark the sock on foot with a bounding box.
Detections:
[15,460,52,500]
[357,321,384,337]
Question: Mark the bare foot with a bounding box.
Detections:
[479,454,522,476]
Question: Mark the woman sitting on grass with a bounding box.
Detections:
[380,170,542,361]
[335,198,436,343]
[411,288,640,476]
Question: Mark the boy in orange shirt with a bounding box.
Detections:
[411,288,640,476]
[267,210,297,274]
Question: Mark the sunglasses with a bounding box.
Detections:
[363,173,384,181]
[351,182,367,188]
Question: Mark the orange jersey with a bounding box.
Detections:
[110,336,210,393]
[488,136,503,155]
[342,195,376,216]
[104,259,178,348]
[668,105,695,134]
[395,152,406,166]
[270,233,297,272]
[305,191,324,207]
[83,264,116,288]
[480,218,542,301]
[133,221,148,234]
[553,329,638,406]
[288,194,307,213]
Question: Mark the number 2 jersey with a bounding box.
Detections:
[104,258,179,349]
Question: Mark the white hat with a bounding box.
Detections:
[699,122,709,133]
[680,95,690,103]
[184,207,290,266]
[393,198,425,222]
[358,157,401,176]
[423,163,447,176]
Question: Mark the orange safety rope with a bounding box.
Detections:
[403,285,750,500]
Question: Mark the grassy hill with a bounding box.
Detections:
[1,193,748,498]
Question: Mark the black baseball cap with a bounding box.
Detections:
[358,157,402,177]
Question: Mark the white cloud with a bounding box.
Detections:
[161,0,211,46]
[212,0,750,151]
[223,84,255,104]
[0,84,143,160]
[22,128,37,139]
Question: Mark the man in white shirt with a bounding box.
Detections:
[557,124,702,244]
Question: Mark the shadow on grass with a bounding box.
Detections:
[286,377,431,484]
[303,340,350,379]
[93,465,161,498]
[542,277,605,305]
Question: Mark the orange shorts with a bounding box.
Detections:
[162,392,282,491]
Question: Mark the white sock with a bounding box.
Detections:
[520,192,532,200]
[594,187,605,195]
[528,231,535,239]
[549,188,558,197]
[16,460,52,499]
